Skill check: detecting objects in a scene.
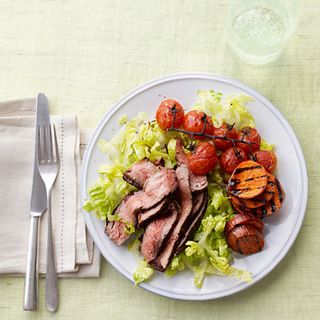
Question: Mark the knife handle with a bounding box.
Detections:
[23,216,39,311]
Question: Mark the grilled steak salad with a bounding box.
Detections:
[83,90,284,288]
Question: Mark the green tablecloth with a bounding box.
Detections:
[0,1,319,319]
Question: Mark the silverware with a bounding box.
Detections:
[23,93,50,311]
[37,123,60,312]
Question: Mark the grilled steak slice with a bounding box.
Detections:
[152,164,193,271]
[191,192,205,218]
[189,172,208,194]
[123,158,157,189]
[140,201,179,263]
[175,190,208,254]
[105,193,137,246]
[137,198,169,228]
[175,139,208,193]
[106,166,177,245]
[142,166,177,200]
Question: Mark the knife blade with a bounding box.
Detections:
[24,93,50,311]
[30,93,49,216]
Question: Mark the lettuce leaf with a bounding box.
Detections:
[83,113,181,220]
[260,138,274,151]
[193,89,223,116]
[166,173,252,288]
[133,260,154,285]
[193,90,255,130]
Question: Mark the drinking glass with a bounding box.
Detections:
[227,0,298,65]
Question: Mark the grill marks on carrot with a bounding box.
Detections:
[233,165,263,174]
[250,202,277,219]
[230,173,276,209]
[228,160,285,220]
[273,178,284,209]
[229,161,268,199]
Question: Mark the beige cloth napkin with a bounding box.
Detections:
[0,98,100,277]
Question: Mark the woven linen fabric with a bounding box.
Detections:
[0,98,100,277]
[0,0,319,319]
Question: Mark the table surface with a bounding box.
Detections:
[0,1,319,319]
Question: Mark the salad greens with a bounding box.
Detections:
[133,260,154,284]
[84,89,262,287]
[164,171,252,288]
[260,138,274,151]
[83,112,183,223]
[193,89,255,130]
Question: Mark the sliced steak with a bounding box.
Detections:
[190,173,208,193]
[105,192,137,246]
[175,190,208,254]
[106,166,177,245]
[152,164,193,271]
[123,158,157,189]
[140,201,179,263]
[190,192,206,218]
[143,166,177,200]
[137,198,169,229]
[175,139,208,193]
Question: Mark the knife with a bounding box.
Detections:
[23,93,50,311]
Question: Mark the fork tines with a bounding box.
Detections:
[37,124,59,165]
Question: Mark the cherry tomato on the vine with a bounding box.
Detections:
[252,150,277,173]
[188,142,218,175]
[219,147,248,174]
[212,122,238,151]
[183,110,213,140]
[156,99,184,130]
[236,127,261,153]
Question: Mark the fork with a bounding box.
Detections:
[37,124,60,312]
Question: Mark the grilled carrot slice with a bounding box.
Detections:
[229,173,276,209]
[224,213,264,236]
[228,160,268,199]
[272,177,285,210]
[230,194,265,209]
[226,225,264,255]
[232,200,277,219]
[249,201,277,219]
[253,173,276,202]
[230,200,250,215]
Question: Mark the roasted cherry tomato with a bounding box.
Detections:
[212,123,238,151]
[156,99,184,130]
[183,110,213,140]
[188,142,218,175]
[252,150,277,173]
[236,127,261,153]
[219,147,248,174]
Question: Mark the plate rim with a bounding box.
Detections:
[80,72,308,300]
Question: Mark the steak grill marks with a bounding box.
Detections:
[105,166,177,246]
[123,158,158,189]
[151,164,193,271]
[106,138,210,271]
[140,201,180,263]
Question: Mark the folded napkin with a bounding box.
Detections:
[0,98,100,277]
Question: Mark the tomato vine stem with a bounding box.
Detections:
[167,108,258,151]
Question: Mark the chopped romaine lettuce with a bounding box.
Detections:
[133,260,154,285]
[83,113,180,220]
[260,138,274,151]
[193,89,223,116]
[166,170,252,288]
[194,89,255,130]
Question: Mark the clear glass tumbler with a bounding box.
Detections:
[227,0,298,65]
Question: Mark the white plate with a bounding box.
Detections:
[80,73,308,300]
